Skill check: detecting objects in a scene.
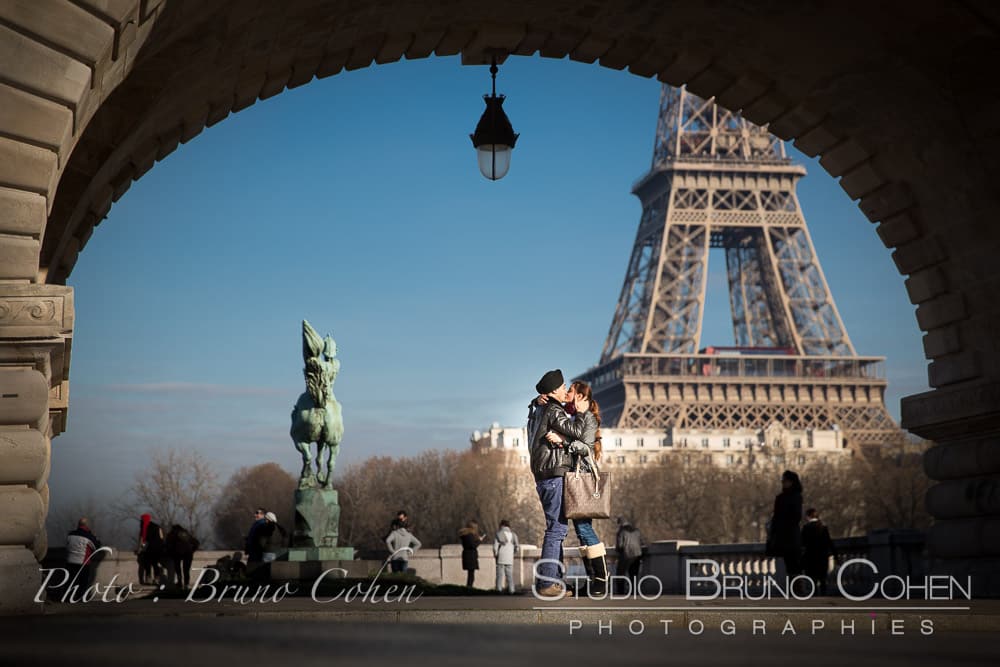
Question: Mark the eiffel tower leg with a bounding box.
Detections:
[726,230,794,348]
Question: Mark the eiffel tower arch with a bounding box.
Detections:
[580,85,899,451]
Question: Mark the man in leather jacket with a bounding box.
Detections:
[526,369,590,597]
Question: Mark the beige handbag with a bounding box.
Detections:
[563,459,611,520]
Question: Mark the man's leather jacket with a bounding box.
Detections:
[526,400,589,481]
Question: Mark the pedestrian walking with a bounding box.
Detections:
[137,514,166,586]
[767,470,804,582]
[801,508,837,595]
[66,517,102,590]
[615,517,643,594]
[165,524,200,589]
[385,518,421,573]
[245,507,268,564]
[459,520,485,588]
[493,519,520,594]
[260,511,288,562]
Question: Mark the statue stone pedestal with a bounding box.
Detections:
[285,487,354,562]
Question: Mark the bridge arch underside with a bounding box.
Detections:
[0,1,999,608]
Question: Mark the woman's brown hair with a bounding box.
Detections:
[458,519,480,536]
[570,381,602,461]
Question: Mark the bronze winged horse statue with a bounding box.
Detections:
[290,320,343,489]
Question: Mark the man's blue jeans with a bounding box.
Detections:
[535,476,568,584]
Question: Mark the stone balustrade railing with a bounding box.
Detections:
[41,529,927,598]
[651,529,927,597]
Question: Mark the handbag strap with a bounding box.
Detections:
[579,459,600,493]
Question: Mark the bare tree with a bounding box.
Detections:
[859,440,933,531]
[600,450,871,546]
[335,449,539,552]
[46,495,129,550]
[336,455,398,551]
[119,447,220,546]
[715,455,786,544]
[212,462,297,549]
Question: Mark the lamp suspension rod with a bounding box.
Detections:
[490,56,497,178]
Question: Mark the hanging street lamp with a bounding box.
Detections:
[470,57,519,180]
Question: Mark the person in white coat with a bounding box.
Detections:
[493,519,520,594]
[385,518,421,573]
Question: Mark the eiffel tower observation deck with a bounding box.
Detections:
[576,86,899,450]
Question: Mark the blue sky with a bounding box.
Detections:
[49,55,928,513]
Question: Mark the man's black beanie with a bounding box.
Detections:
[535,369,564,395]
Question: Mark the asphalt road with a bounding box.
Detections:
[3,617,999,667]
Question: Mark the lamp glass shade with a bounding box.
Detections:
[476,144,512,180]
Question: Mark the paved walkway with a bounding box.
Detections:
[40,590,1000,633]
[13,591,1000,666]
[5,614,1000,667]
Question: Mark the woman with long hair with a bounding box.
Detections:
[458,519,485,587]
[767,470,804,583]
[545,380,609,594]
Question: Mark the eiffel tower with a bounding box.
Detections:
[576,85,899,450]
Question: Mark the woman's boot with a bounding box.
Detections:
[588,543,609,596]
[578,546,595,595]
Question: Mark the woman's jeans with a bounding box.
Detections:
[573,519,599,547]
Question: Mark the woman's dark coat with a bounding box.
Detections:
[767,475,803,555]
[459,532,481,571]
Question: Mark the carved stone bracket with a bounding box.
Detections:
[903,381,1000,593]
[901,380,1000,441]
[0,285,74,436]
[0,286,73,338]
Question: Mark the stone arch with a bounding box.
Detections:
[1,2,998,609]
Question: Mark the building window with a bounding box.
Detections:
[725,454,735,465]
[774,455,785,465]
[637,438,644,448]
[701,438,709,448]
[615,437,623,448]
[639,455,648,463]
[512,438,519,447]
[722,438,731,448]
[793,438,802,449]
[616,456,626,464]
[520,456,527,465]
[797,455,806,465]
[661,438,671,447]
[680,438,688,447]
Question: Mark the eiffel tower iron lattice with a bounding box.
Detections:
[578,85,899,450]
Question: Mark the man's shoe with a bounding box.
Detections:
[535,584,565,598]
